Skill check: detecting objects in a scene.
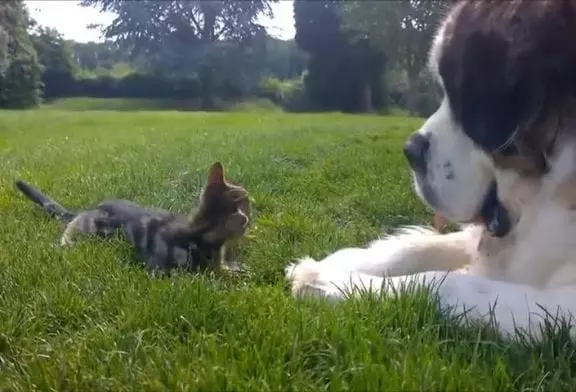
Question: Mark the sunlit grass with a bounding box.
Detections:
[0,109,574,390]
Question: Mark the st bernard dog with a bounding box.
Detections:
[285,0,576,340]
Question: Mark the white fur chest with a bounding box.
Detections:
[472,202,576,287]
[472,149,576,288]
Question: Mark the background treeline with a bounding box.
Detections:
[0,0,447,115]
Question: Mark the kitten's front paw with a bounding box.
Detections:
[57,240,74,247]
[221,260,246,274]
[59,235,76,246]
[147,266,170,278]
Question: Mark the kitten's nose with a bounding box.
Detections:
[404,133,430,172]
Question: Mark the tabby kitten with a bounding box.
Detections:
[15,162,251,273]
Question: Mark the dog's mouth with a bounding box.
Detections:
[434,181,512,238]
[476,181,512,237]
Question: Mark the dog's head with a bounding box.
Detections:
[406,0,576,237]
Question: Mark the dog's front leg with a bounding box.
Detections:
[284,225,576,341]
[285,226,477,299]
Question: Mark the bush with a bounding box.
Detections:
[0,49,43,108]
[60,73,201,100]
[383,68,440,118]
[258,76,287,103]
[40,97,203,111]
[256,75,312,112]
[227,97,283,113]
[411,74,441,117]
[0,1,43,109]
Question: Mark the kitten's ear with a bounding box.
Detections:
[207,162,225,186]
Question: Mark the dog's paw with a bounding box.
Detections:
[286,257,345,299]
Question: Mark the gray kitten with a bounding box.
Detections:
[15,162,251,273]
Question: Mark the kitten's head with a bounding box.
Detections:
[193,162,252,245]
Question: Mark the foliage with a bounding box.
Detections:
[30,26,78,99]
[70,40,134,71]
[1,111,575,389]
[68,35,307,92]
[262,37,308,80]
[76,61,135,79]
[0,0,310,111]
[259,76,294,102]
[0,0,43,108]
[226,97,283,113]
[81,0,276,108]
[0,0,447,114]
[24,31,308,106]
[0,12,9,73]
[257,75,310,112]
[38,97,202,111]
[70,73,201,100]
[341,0,446,115]
[293,0,386,113]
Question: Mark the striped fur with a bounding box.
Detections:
[15,162,251,273]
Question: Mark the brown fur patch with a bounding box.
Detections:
[553,177,576,209]
[438,0,576,176]
[193,162,252,247]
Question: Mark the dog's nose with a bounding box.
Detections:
[404,133,430,172]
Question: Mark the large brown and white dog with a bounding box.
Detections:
[285,0,576,340]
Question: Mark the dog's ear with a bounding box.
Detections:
[437,0,575,166]
[438,20,532,155]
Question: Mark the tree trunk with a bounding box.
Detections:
[0,26,8,73]
[359,81,373,112]
[406,69,420,116]
[200,65,215,110]
[199,3,218,110]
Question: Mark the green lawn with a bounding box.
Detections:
[39,97,206,112]
[0,109,575,390]
[39,97,284,113]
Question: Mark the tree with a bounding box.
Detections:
[341,0,446,115]
[0,19,8,74]
[262,38,308,80]
[81,0,275,108]
[293,0,386,113]
[30,26,78,98]
[0,0,43,108]
[71,40,124,70]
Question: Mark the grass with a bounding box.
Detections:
[1,108,576,390]
[227,98,284,113]
[40,97,284,113]
[39,97,205,112]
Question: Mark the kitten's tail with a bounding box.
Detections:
[15,180,76,223]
